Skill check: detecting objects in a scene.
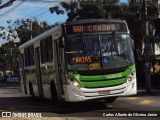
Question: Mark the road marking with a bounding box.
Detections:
[140,100,154,105]
[126,97,138,100]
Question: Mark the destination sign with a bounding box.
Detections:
[66,23,127,34]
[72,56,92,63]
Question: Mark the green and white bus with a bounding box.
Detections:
[19,19,137,103]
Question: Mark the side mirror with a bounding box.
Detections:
[59,37,64,48]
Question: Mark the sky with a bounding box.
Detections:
[0,0,128,44]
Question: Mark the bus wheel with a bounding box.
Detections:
[50,81,58,102]
[29,82,34,97]
[105,97,117,103]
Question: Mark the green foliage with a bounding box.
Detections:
[0,42,18,71]
[0,19,52,45]
[15,19,53,44]
[49,0,123,21]
[49,0,159,23]
[0,47,9,60]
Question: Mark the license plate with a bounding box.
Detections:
[99,90,110,95]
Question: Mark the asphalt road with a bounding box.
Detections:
[0,83,160,120]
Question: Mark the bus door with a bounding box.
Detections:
[54,39,64,98]
[35,47,43,97]
[20,54,27,94]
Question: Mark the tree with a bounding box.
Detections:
[0,19,53,45]
[50,0,120,21]
[0,19,53,72]
[0,41,18,73]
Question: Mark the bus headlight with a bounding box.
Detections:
[127,70,136,83]
[67,76,81,88]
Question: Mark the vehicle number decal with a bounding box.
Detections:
[89,63,100,70]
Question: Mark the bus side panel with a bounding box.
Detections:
[41,65,56,99]
[34,47,44,97]
[39,35,56,99]
[53,39,66,100]
[19,54,27,94]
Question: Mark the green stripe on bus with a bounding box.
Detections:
[81,78,125,88]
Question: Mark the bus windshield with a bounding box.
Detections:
[65,34,134,71]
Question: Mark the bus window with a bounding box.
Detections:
[47,36,53,62]
[24,45,34,66]
[40,36,53,63]
[24,48,29,66]
[40,39,47,63]
[30,45,34,65]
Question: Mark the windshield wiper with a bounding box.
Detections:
[111,31,116,58]
[80,33,88,55]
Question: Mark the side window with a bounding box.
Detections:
[40,36,53,63]
[24,48,29,66]
[47,36,53,62]
[30,46,34,65]
[40,39,47,63]
[24,45,34,66]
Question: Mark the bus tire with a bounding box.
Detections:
[50,81,59,102]
[105,97,117,103]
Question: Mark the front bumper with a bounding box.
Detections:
[65,79,137,102]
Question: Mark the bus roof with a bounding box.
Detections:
[65,19,126,25]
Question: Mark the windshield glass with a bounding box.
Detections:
[65,34,134,71]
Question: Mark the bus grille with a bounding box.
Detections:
[80,76,126,88]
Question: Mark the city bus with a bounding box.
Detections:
[18,19,137,103]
